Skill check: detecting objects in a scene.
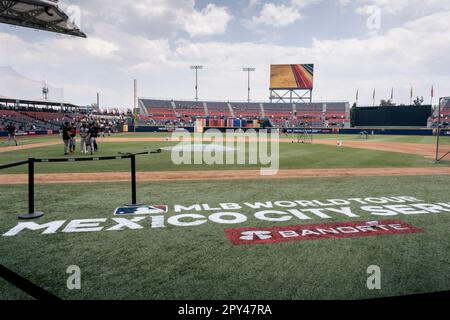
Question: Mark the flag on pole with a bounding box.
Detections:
[410,86,413,105]
[390,87,394,100]
[431,85,434,106]
[356,89,359,102]
[372,89,376,106]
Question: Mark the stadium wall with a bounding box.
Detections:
[351,105,432,127]
[129,126,195,133]
[131,125,435,136]
[284,128,434,136]
[1,127,435,136]
[0,130,56,137]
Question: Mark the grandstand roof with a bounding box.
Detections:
[0,0,86,38]
[0,96,80,109]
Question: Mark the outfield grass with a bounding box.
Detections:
[0,135,59,148]
[0,175,449,299]
[2,132,449,147]
[118,132,450,145]
[0,139,446,174]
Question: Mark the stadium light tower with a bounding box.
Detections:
[42,84,49,101]
[243,67,255,103]
[190,65,203,102]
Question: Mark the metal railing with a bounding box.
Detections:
[0,149,162,219]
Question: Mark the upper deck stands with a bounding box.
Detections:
[139,99,350,127]
[205,102,230,117]
[141,99,175,117]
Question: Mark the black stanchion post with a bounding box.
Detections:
[19,158,44,220]
[29,157,34,213]
[131,154,137,204]
[126,154,142,206]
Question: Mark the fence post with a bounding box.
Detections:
[436,98,440,161]
[19,158,44,219]
[126,154,142,206]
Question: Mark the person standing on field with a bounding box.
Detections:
[79,122,90,154]
[61,122,71,155]
[69,122,77,154]
[6,123,18,146]
[88,122,99,154]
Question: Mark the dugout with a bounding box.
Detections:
[350,105,432,127]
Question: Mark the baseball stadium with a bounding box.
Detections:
[1,1,449,303]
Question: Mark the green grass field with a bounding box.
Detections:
[0,135,56,147]
[0,133,449,300]
[0,133,448,174]
[0,176,449,299]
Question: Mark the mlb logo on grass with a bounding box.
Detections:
[114,205,168,215]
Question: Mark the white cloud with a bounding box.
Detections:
[245,0,322,28]
[62,0,232,39]
[1,1,449,107]
[340,0,450,15]
[180,4,232,37]
[290,0,322,8]
[247,3,302,28]
[84,38,119,58]
[145,10,450,105]
[247,0,261,7]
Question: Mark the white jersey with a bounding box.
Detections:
[80,127,90,139]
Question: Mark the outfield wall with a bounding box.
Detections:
[0,129,56,137]
[351,105,432,127]
[128,125,436,136]
[129,126,195,133]
[0,126,437,137]
[285,128,434,136]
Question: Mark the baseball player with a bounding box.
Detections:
[88,122,99,154]
[79,122,90,154]
[6,123,18,146]
[61,122,71,155]
[69,122,77,154]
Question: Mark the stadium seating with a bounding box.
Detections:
[206,102,231,117]
[0,109,54,131]
[141,99,176,117]
[231,103,262,117]
[173,101,205,117]
[22,111,71,125]
[440,99,450,116]
[138,98,350,128]
[428,98,450,128]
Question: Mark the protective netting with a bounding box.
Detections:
[0,66,64,102]
[436,98,450,161]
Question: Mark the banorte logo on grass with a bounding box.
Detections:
[166,129,280,176]
[225,220,423,246]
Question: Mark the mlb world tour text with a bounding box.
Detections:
[3,196,450,237]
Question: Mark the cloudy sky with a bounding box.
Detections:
[1,0,449,108]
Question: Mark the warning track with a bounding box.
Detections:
[1,167,449,185]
